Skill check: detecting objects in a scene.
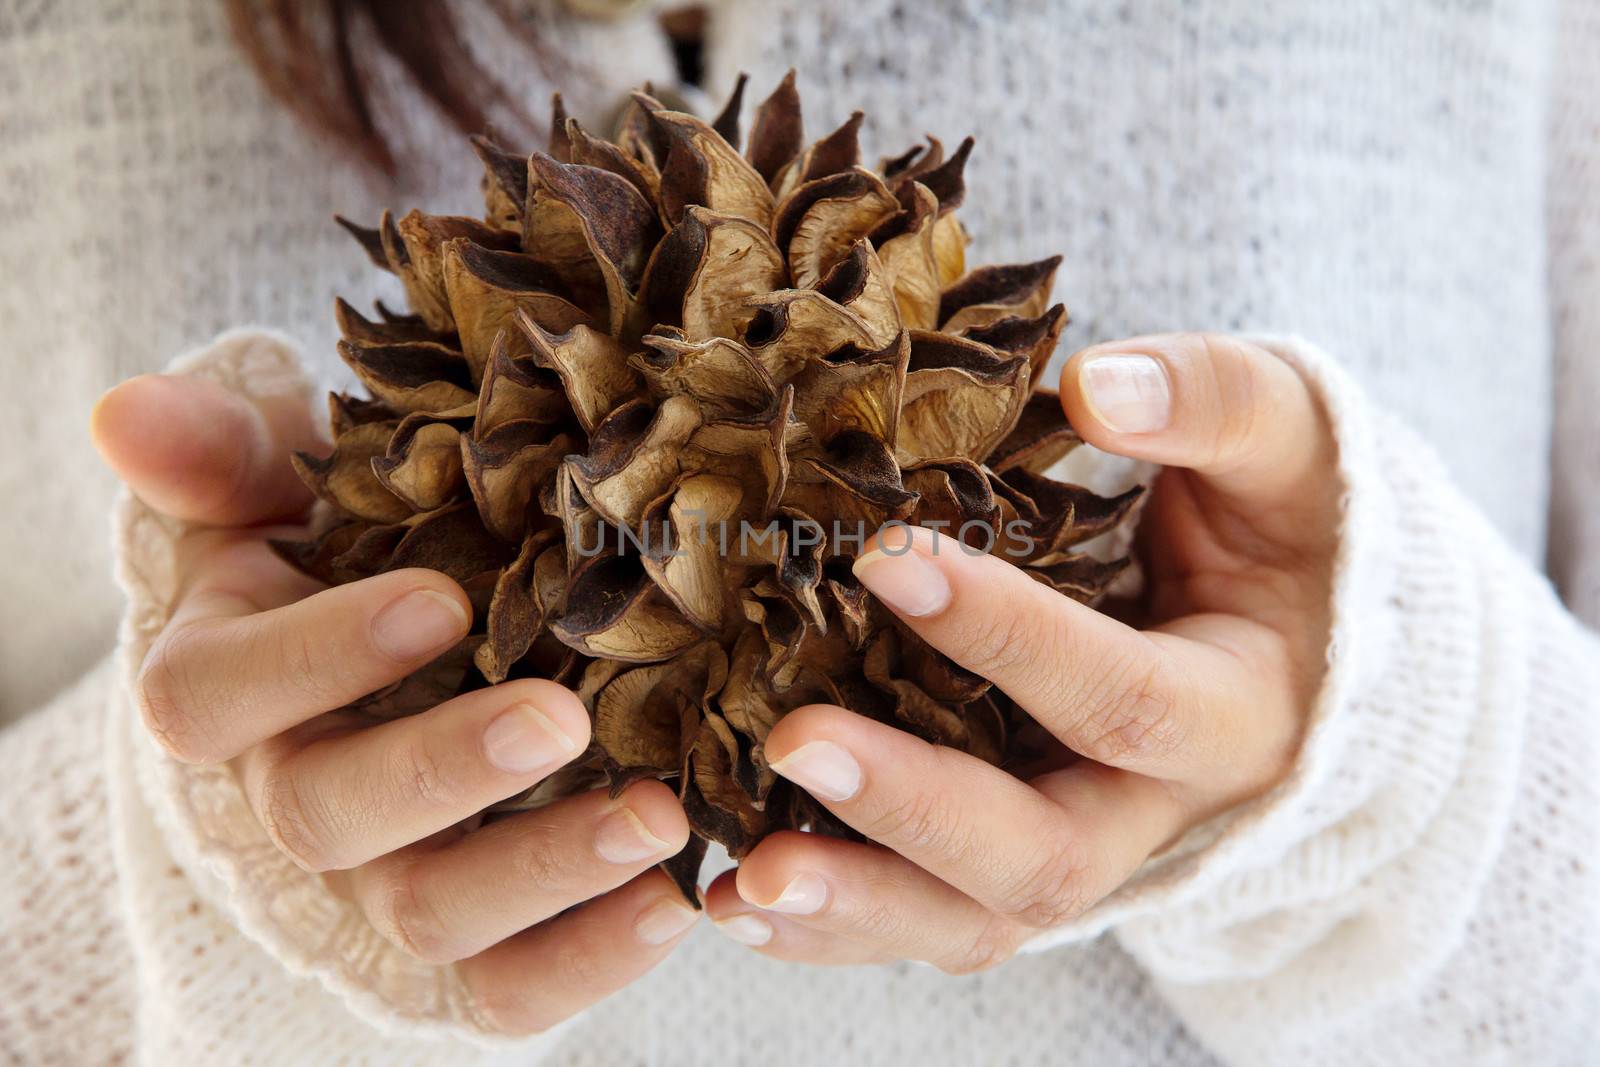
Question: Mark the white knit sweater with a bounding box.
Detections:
[2,1,1598,1065]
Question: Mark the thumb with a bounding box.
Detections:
[91,374,323,526]
[1059,332,1336,518]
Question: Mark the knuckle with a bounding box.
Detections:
[938,913,1019,976]
[862,790,958,856]
[467,980,554,1037]
[956,607,1035,682]
[366,860,457,964]
[995,834,1095,929]
[1079,655,1182,766]
[261,620,345,711]
[256,766,336,873]
[392,743,465,816]
[510,819,566,888]
[136,625,224,764]
[1199,333,1268,466]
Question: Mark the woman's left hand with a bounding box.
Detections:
[704,333,1340,971]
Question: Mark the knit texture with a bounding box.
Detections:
[2,1,1599,1064]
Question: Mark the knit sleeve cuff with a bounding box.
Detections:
[110,329,540,1045]
[1020,334,1529,981]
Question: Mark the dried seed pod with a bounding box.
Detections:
[276,72,1143,906]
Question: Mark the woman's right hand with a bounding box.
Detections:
[92,373,699,1035]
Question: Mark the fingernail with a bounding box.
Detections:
[769,740,861,802]
[371,589,469,661]
[481,702,579,775]
[594,807,673,864]
[634,897,700,945]
[1080,354,1172,434]
[714,914,773,947]
[852,530,951,617]
[754,872,828,916]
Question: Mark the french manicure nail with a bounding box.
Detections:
[714,914,773,947]
[634,897,700,945]
[594,807,672,864]
[757,872,828,916]
[769,740,862,802]
[371,589,469,661]
[852,532,951,617]
[482,702,579,775]
[1080,354,1172,434]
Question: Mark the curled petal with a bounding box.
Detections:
[517,312,641,433]
[788,331,908,446]
[461,420,575,542]
[334,298,451,348]
[815,239,903,347]
[982,386,1083,474]
[643,97,776,229]
[635,332,776,419]
[799,110,864,183]
[641,206,788,340]
[474,530,562,683]
[326,391,394,436]
[268,521,369,586]
[871,183,942,331]
[475,336,573,436]
[684,385,806,522]
[592,637,726,779]
[567,396,702,528]
[940,255,1062,332]
[640,473,745,631]
[782,430,919,545]
[470,135,530,233]
[526,152,663,333]
[292,422,410,523]
[746,69,803,185]
[683,712,770,857]
[999,468,1145,563]
[773,168,900,289]
[442,239,592,380]
[373,414,469,512]
[389,210,520,332]
[900,459,1001,547]
[896,331,1030,464]
[338,339,476,414]
[960,303,1068,388]
[551,552,704,662]
[386,502,517,583]
[741,288,880,384]
[711,72,748,148]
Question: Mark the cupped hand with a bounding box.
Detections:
[704,333,1338,971]
[92,374,699,1034]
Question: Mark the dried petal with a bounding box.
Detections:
[551,552,703,662]
[517,313,641,433]
[442,239,591,378]
[941,255,1062,332]
[746,69,803,185]
[896,331,1030,464]
[773,168,900,288]
[292,422,410,523]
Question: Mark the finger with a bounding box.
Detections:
[702,868,895,966]
[457,869,700,1036]
[345,781,691,965]
[852,524,1293,782]
[231,679,591,872]
[722,834,1021,973]
[762,706,1188,928]
[137,559,471,764]
[91,373,322,526]
[1059,332,1337,527]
